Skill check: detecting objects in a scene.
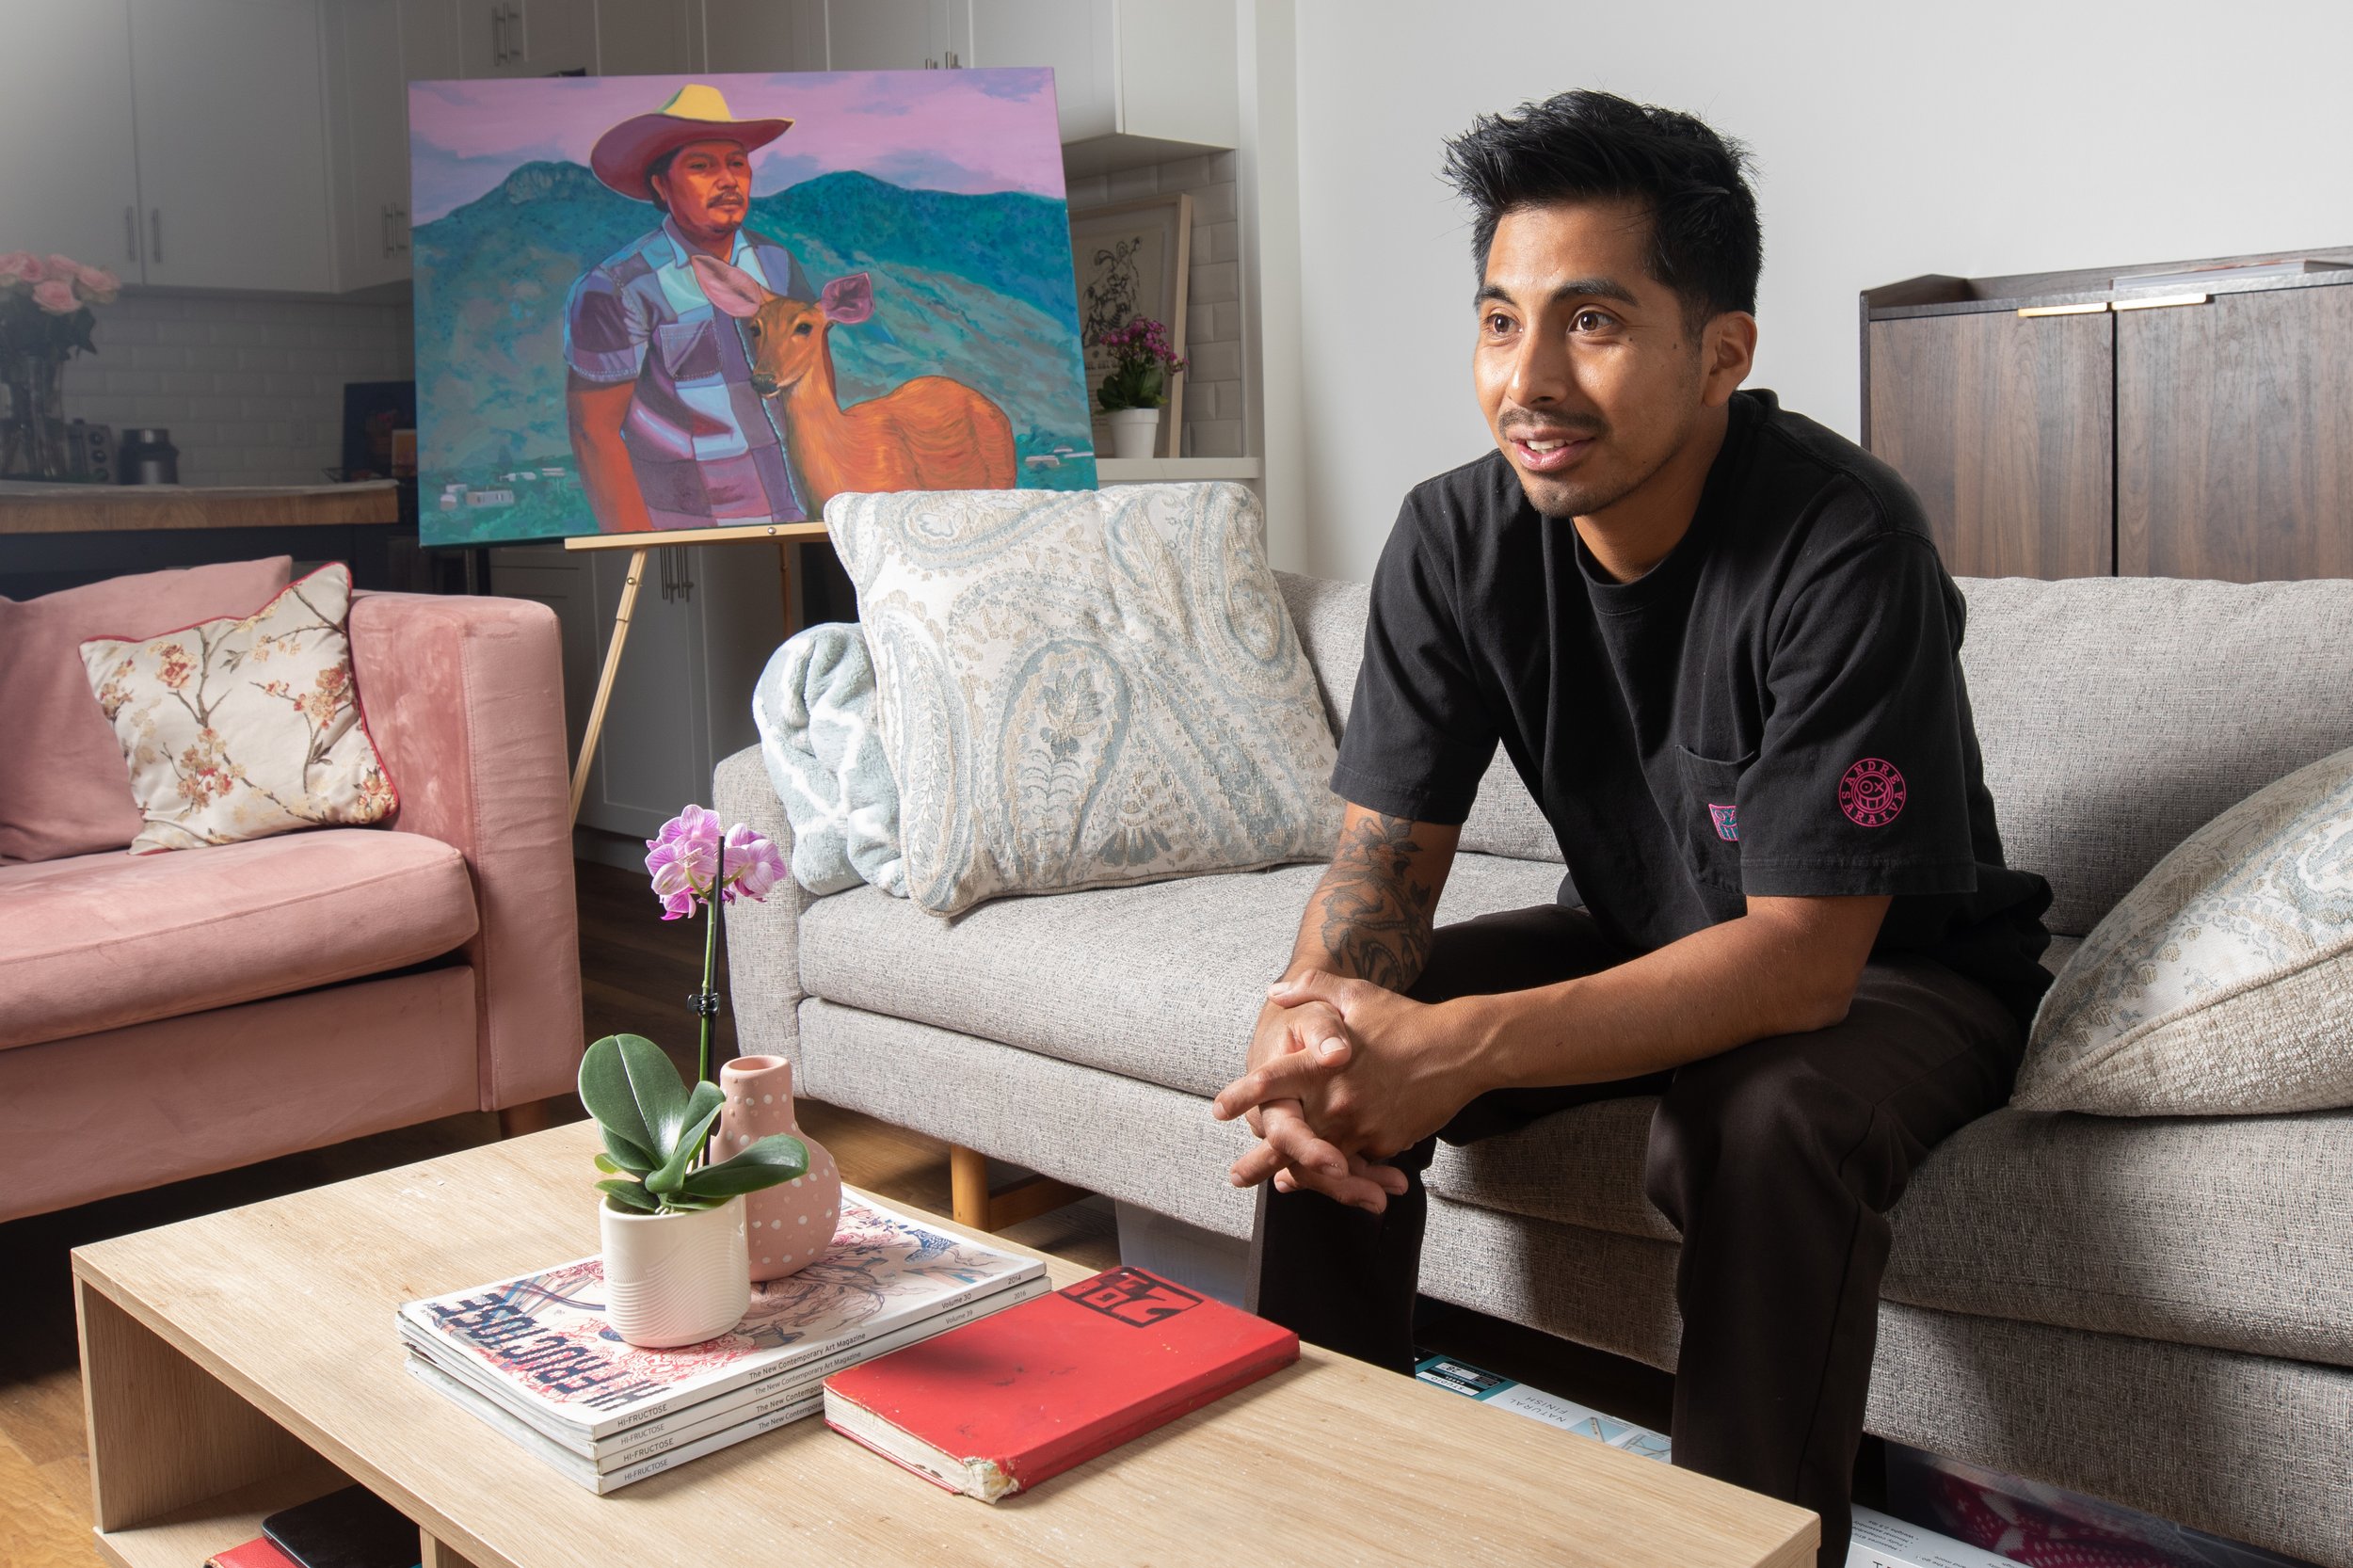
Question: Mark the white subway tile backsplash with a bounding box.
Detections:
[1191,420,1244,457]
[62,290,409,487]
[1106,166,1160,202]
[1190,182,1238,226]
[1187,341,1242,382]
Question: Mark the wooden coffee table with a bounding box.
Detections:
[72,1121,1815,1567]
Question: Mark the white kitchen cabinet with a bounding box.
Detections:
[968,0,1236,174]
[0,5,142,272]
[597,0,704,76]
[458,0,594,77]
[824,0,952,71]
[128,0,337,293]
[325,0,461,292]
[962,0,1112,141]
[808,1,1236,174]
[703,0,823,72]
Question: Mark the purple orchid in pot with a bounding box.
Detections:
[574,806,805,1347]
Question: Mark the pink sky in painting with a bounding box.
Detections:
[408,69,1064,222]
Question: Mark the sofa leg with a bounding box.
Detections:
[949,1143,1088,1233]
[497,1097,565,1140]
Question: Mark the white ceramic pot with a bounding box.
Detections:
[1107,406,1160,459]
[598,1195,750,1348]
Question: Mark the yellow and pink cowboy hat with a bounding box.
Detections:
[589,84,792,202]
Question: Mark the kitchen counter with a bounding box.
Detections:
[0,480,401,535]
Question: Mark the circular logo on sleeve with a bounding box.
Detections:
[1838,758,1906,826]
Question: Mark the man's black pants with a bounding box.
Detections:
[1246,904,2024,1567]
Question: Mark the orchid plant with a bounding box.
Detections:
[576,808,793,1213]
[646,803,787,1087]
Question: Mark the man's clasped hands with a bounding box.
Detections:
[1210,972,1482,1215]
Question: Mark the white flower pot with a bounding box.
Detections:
[599,1195,750,1348]
[1107,406,1160,460]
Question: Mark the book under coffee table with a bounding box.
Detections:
[72,1120,1817,1568]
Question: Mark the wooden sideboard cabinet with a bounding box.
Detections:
[1861,248,2353,581]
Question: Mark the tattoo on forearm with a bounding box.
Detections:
[1310,813,1438,992]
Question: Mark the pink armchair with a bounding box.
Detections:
[0,591,583,1222]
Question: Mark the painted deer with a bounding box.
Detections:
[690,252,1016,507]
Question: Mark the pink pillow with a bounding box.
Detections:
[0,556,293,862]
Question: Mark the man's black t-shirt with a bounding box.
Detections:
[1334,389,2054,1027]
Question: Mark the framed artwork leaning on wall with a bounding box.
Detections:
[1070,194,1192,459]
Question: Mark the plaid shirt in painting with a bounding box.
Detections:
[564,218,815,529]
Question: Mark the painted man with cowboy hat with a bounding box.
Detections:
[565,83,815,532]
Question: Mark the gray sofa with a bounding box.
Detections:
[718,569,2353,1565]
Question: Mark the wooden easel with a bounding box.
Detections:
[563,520,829,822]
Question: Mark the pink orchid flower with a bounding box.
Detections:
[722,822,787,904]
[31,279,78,314]
[644,804,785,919]
[645,803,722,920]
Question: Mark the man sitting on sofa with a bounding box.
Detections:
[1211,90,2053,1564]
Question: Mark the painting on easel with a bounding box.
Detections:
[410,71,1098,548]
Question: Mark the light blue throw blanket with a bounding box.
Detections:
[752,624,906,898]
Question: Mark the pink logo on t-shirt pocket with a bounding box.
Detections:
[1708,803,1739,841]
[1838,758,1906,827]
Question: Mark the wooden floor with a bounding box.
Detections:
[0,857,1673,1566]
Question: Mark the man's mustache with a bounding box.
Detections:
[1498,412,1606,440]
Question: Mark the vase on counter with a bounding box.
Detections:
[716,1054,840,1282]
[1,354,70,480]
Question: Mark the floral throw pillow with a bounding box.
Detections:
[79,563,394,854]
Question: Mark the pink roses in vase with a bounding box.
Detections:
[0,251,120,480]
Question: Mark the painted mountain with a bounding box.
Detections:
[414,162,1097,546]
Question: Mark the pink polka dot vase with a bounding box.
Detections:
[715,1054,840,1282]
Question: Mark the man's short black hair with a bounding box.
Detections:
[1442,89,1761,333]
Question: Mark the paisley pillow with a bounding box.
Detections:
[79,563,395,854]
[825,482,1341,917]
[2016,743,2353,1115]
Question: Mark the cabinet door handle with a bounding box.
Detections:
[2112,292,2209,312]
[381,203,393,258]
[149,208,161,264]
[124,205,138,264]
[394,205,409,253]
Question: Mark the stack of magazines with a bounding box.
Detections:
[396,1193,1048,1493]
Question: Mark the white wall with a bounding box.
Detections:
[1285,0,2353,581]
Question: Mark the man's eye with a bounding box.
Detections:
[1574,310,1614,331]
[1486,312,1513,334]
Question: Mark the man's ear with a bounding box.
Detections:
[1701,311,1758,406]
[691,252,770,320]
[820,272,874,326]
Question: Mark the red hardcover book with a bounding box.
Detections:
[206,1538,299,1568]
[822,1266,1298,1501]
